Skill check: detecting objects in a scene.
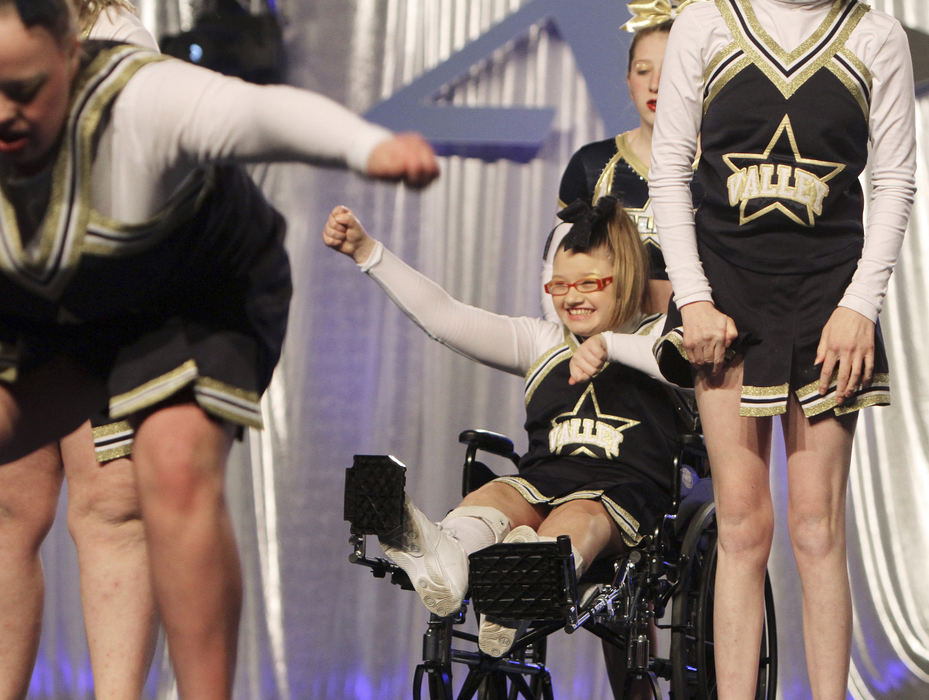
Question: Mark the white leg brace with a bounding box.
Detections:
[440,505,511,555]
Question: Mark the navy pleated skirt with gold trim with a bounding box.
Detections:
[654,242,889,418]
[493,459,672,548]
[0,166,292,461]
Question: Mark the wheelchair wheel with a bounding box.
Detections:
[669,503,777,699]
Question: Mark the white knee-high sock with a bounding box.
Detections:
[535,533,586,576]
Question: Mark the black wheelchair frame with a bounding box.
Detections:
[344,426,777,700]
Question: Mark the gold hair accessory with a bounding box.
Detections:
[621,0,704,33]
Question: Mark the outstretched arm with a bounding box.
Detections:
[322,207,553,375]
[117,60,439,189]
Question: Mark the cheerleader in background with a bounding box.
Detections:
[541,1,704,323]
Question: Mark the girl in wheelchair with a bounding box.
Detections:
[323,196,679,660]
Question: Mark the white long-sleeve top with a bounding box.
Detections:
[649,0,916,322]
[358,241,669,383]
[89,56,392,225]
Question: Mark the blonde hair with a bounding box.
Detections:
[73,0,136,35]
[602,207,649,330]
[558,201,650,332]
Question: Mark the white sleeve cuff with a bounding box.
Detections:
[674,290,715,309]
[837,294,879,324]
[357,240,384,272]
[345,125,394,174]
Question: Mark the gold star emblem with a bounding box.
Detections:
[723,115,845,227]
[548,384,640,459]
[624,201,660,250]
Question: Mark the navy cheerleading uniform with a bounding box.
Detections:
[0,41,394,447]
[358,241,678,546]
[649,0,916,417]
[555,133,666,282]
[498,324,677,546]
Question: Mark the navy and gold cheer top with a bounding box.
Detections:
[557,134,667,280]
[695,0,872,273]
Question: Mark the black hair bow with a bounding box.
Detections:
[556,195,620,250]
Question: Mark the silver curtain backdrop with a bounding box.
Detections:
[29,1,927,698]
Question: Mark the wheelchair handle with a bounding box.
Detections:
[458,429,520,462]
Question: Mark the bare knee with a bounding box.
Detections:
[788,506,844,562]
[461,481,522,507]
[140,441,224,516]
[133,408,233,517]
[538,500,611,540]
[539,499,618,563]
[0,453,63,555]
[0,498,59,556]
[459,481,545,528]
[716,505,774,570]
[67,457,145,546]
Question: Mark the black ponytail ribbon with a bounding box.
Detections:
[555,195,620,250]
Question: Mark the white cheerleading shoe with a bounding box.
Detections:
[379,497,469,617]
[477,525,538,657]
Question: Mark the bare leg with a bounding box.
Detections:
[537,499,652,699]
[783,398,855,699]
[0,359,113,698]
[536,498,624,566]
[0,446,63,700]
[132,404,238,700]
[62,423,157,700]
[695,362,774,700]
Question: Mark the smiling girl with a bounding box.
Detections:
[323,196,678,658]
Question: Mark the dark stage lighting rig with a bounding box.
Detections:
[159,0,285,85]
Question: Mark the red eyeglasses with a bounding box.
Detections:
[543,276,613,296]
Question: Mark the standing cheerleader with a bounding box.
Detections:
[649,0,916,697]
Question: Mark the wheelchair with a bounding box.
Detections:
[343,419,778,700]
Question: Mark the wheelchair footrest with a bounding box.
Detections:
[343,455,406,536]
[468,536,578,621]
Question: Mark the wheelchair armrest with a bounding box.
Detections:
[459,430,520,498]
[458,429,520,463]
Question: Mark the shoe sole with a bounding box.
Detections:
[383,547,463,617]
[479,618,522,657]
